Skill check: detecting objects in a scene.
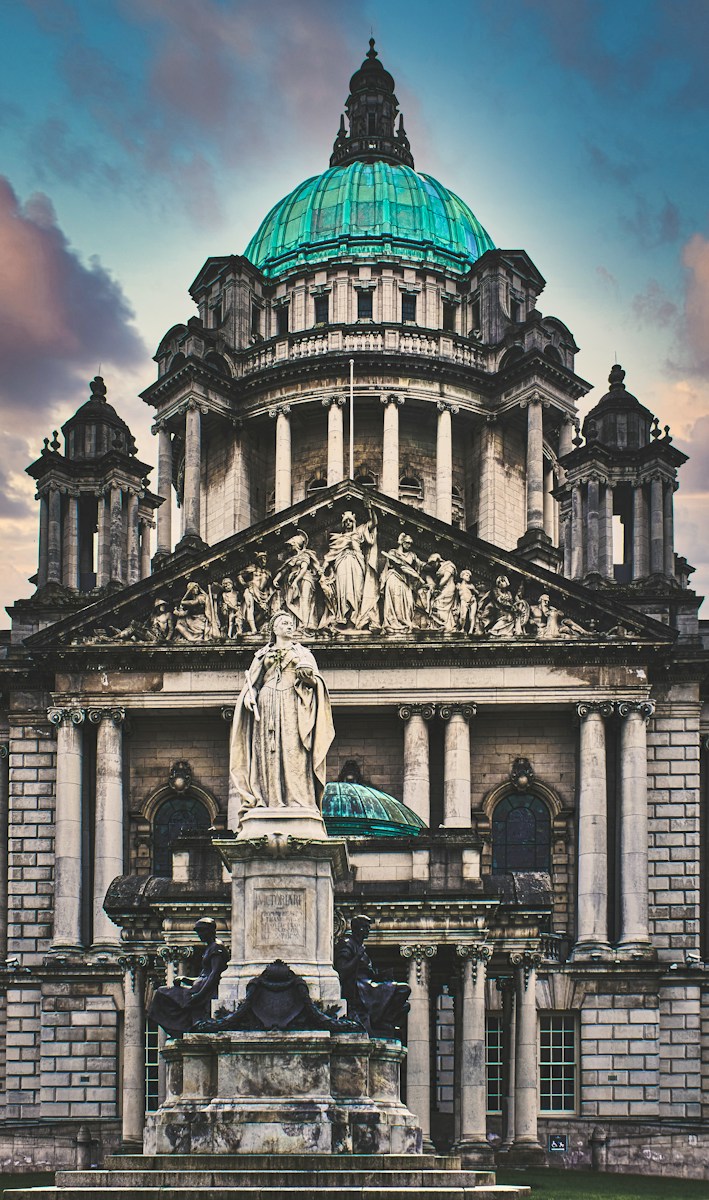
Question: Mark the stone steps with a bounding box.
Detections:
[56,1171,497,1188]
[105,1154,463,1171]
[7,1189,530,1200]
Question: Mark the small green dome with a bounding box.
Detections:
[322,781,427,838]
[244,162,494,279]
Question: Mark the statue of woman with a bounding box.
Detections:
[319,504,379,630]
[380,533,424,632]
[272,530,322,632]
[230,612,335,816]
[148,918,229,1037]
[334,914,410,1038]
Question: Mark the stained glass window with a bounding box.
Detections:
[153,794,211,876]
[491,792,551,873]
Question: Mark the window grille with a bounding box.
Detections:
[539,1014,577,1113]
[145,1018,160,1112]
[486,1014,503,1113]
[491,792,551,873]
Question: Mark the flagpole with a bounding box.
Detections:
[349,358,354,479]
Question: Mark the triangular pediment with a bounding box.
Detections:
[27,482,673,656]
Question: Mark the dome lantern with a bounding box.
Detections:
[330,39,414,169]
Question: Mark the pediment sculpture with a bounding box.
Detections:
[62,495,645,647]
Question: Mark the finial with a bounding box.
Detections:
[50,430,60,451]
[663,424,673,443]
[651,416,661,440]
[42,437,50,455]
[90,375,107,402]
[608,363,625,391]
[367,37,377,60]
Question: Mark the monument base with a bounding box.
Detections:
[214,818,350,1009]
[144,1031,421,1156]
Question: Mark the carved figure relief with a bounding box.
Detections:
[71,500,632,646]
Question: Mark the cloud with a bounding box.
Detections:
[38,0,362,224]
[596,265,618,294]
[620,197,681,249]
[587,143,639,187]
[0,176,147,431]
[632,279,678,329]
[682,234,709,377]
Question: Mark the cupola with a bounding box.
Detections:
[330,39,414,168]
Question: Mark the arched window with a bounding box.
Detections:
[491,792,551,873]
[153,794,212,876]
[399,473,423,504]
[307,474,328,496]
[355,468,377,488]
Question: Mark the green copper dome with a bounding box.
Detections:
[322,781,427,838]
[244,162,494,279]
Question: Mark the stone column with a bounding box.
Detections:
[663,481,675,577]
[155,423,173,556]
[498,976,516,1152]
[381,394,404,498]
[436,400,458,523]
[398,704,433,826]
[573,702,613,959]
[649,475,664,575]
[323,395,345,486]
[271,403,292,511]
[48,708,85,950]
[401,944,436,1151]
[543,462,555,540]
[62,493,80,590]
[570,483,583,579]
[558,416,575,459]
[441,704,476,828]
[455,945,494,1166]
[617,701,655,958]
[47,486,62,583]
[586,476,600,574]
[91,707,125,949]
[525,397,544,532]
[38,493,49,588]
[507,953,543,1164]
[109,485,124,583]
[127,491,141,585]
[121,958,146,1148]
[183,402,203,540]
[96,490,110,587]
[600,482,614,579]
[632,482,649,578]
[140,521,151,579]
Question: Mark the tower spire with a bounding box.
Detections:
[330,40,414,169]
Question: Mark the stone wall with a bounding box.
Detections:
[39,980,120,1120]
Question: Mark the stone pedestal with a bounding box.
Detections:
[214,810,349,1008]
[144,1031,422,1157]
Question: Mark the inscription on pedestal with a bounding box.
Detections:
[254,888,306,950]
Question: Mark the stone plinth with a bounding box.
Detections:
[144,1031,421,1157]
[214,817,350,1008]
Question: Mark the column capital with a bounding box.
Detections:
[437,399,459,415]
[322,394,346,409]
[576,700,614,720]
[157,943,198,966]
[382,393,405,408]
[398,702,436,722]
[617,700,655,721]
[456,942,491,980]
[47,706,85,727]
[220,705,235,722]
[118,951,154,988]
[439,703,477,721]
[184,399,208,415]
[87,706,126,727]
[400,942,437,982]
[0,742,9,760]
[268,403,292,419]
[510,949,542,988]
[519,391,546,410]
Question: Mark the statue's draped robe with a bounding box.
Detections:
[321,521,379,628]
[230,642,335,815]
[381,549,422,631]
[148,940,230,1035]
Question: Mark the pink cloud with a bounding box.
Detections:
[682,233,709,376]
[0,176,147,425]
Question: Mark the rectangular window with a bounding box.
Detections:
[539,1014,577,1113]
[357,290,373,320]
[471,296,481,333]
[212,303,222,328]
[510,297,520,323]
[402,293,417,323]
[314,294,329,325]
[251,304,261,337]
[145,1018,160,1112]
[486,1014,503,1114]
[442,300,457,332]
[276,305,289,337]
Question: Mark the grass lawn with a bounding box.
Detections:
[0,1177,53,1194]
[497,1167,709,1199]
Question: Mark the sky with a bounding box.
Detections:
[1,0,708,620]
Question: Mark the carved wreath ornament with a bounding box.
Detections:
[71,503,633,647]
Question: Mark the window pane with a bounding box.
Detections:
[492,792,551,873]
[539,1015,576,1113]
[486,1014,503,1114]
[402,294,416,322]
[276,306,289,336]
[145,1018,160,1112]
[314,295,329,325]
[153,795,211,876]
[357,291,373,319]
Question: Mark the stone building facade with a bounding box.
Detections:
[0,42,708,1177]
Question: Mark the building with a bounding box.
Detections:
[1,41,708,1177]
